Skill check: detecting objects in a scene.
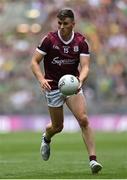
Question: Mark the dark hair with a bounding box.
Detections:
[57,8,74,21]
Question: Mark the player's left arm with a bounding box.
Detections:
[79,55,90,87]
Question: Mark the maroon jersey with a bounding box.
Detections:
[36,30,90,90]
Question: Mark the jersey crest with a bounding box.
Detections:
[73,45,79,52]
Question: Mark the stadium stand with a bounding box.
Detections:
[0,0,127,115]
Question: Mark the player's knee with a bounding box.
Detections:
[78,115,89,128]
[53,124,63,133]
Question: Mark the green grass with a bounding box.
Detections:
[0,131,127,179]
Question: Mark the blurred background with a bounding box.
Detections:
[0,0,127,132]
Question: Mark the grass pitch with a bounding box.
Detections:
[0,131,127,179]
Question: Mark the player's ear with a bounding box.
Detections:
[73,20,75,25]
[72,21,75,27]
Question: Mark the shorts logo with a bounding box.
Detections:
[73,46,79,52]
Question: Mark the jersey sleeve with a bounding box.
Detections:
[79,39,90,57]
[36,35,51,55]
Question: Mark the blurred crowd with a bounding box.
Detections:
[0,0,127,115]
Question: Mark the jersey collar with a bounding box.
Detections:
[58,30,74,45]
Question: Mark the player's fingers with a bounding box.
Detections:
[45,79,53,91]
[75,81,82,94]
[75,87,81,94]
[76,76,80,82]
[40,83,50,91]
[41,85,51,92]
[78,83,82,89]
[41,79,52,90]
[45,82,52,91]
[46,79,53,82]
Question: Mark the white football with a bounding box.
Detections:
[58,74,79,96]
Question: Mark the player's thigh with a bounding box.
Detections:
[66,93,87,119]
[48,106,64,127]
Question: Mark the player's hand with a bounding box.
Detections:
[39,79,53,92]
[76,82,82,93]
[75,77,82,94]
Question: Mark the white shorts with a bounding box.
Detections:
[45,89,83,107]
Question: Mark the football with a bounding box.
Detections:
[58,74,79,96]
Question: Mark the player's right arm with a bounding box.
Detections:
[31,50,52,91]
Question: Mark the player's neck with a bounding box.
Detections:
[61,32,72,41]
[58,30,74,43]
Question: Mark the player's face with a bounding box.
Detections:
[57,17,75,38]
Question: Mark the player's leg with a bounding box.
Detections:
[41,89,64,161]
[44,89,64,140]
[66,92,96,155]
[46,106,64,140]
[66,92,102,173]
[41,106,64,161]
